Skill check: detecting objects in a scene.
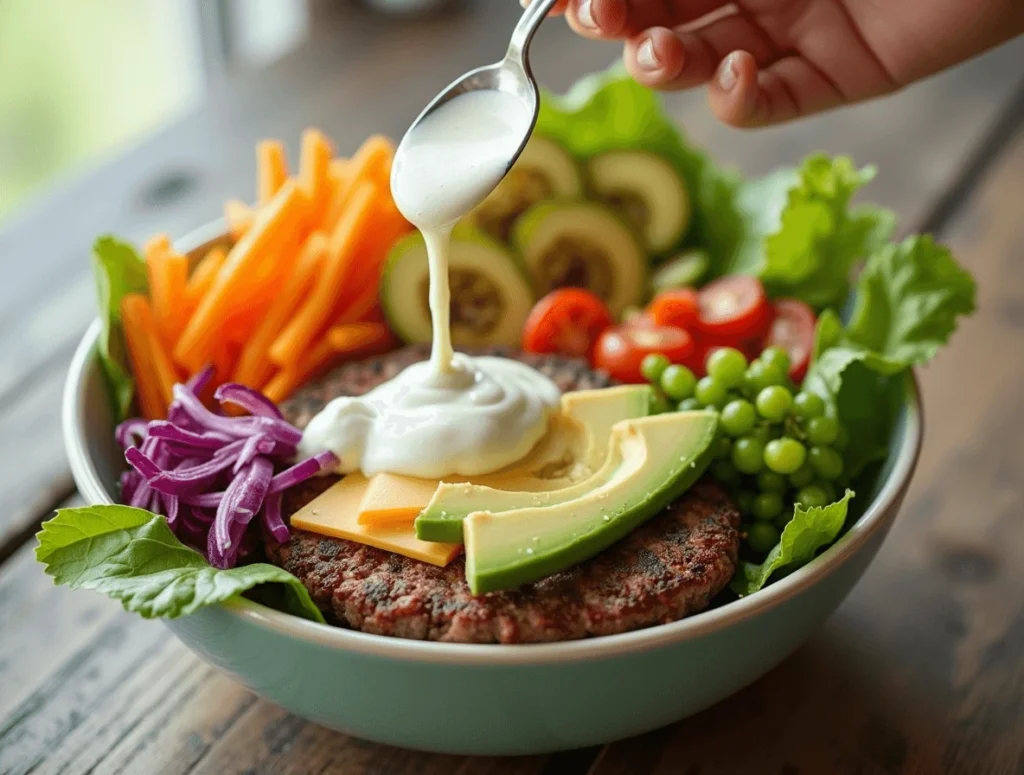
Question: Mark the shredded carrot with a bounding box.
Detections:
[148,245,189,347]
[175,180,307,372]
[257,140,288,205]
[121,294,180,418]
[267,181,378,366]
[299,129,334,211]
[185,246,226,308]
[233,231,328,387]
[225,199,255,241]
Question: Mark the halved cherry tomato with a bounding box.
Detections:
[695,276,773,342]
[592,324,695,383]
[765,298,816,383]
[522,288,613,359]
[647,288,700,330]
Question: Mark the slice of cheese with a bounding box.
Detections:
[357,473,442,526]
[291,473,462,566]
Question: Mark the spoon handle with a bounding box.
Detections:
[507,0,561,65]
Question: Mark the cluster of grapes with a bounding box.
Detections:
[641,346,847,555]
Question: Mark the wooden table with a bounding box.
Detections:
[1,5,1022,773]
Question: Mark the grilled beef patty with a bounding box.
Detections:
[270,346,740,644]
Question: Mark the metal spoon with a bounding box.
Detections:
[397,0,560,172]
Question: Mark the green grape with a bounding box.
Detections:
[706,347,748,388]
[747,523,780,554]
[678,397,702,412]
[833,425,849,451]
[695,376,729,408]
[750,424,775,445]
[755,385,793,422]
[806,416,839,445]
[795,484,830,509]
[731,436,766,475]
[721,400,756,437]
[735,491,756,516]
[712,459,739,483]
[774,509,795,531]
[641,353,670,385]
[757,471,787,493]
[745,361,785,394]
[752,492,784,521]
[819,481,837,503]
[808,445,844,481]
[764,437,807,475]
[660,364,697,401]
[649,391,672,415]
[792,392,825,419]
[761,345,791,375]
[788,463,815,489]
[712,436,733,459]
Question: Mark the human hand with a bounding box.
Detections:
[524,0,1024,127]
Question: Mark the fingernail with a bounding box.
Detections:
[520,0,530,7]
[636,37,660,72]
[719,53,738,90]
[577,0,597,29]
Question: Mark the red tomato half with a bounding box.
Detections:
[765,298,816,383]
[522,289,613,359]
[695,276,773,342]
[647,289,700,330]
[593,324,695,383]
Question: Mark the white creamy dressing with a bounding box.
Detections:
[299,89,561,478]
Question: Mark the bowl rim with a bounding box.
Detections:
[63,225,923,667]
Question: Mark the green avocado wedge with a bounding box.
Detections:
[415,385,653,543]
[463,410,718,595]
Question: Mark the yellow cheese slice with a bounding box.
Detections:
[357,473,441,526]
[290,473,462,567]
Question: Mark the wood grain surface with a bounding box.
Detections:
[0,3,1022,773]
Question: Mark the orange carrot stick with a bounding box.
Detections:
[299,129,334,207]
[185,246,226,307]
[323,159,353,230]
[175,181,307,372]
[148,244,189,347]
[144,234,171,260]
[233,231,328,387]
[257,140,288,205]
[267,181,378,366]
[327,136,394,218]
[225,199,255,241]
[122,294,177,418]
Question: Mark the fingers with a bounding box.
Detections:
[708,51,845,128]
[525,0,729,39]
[624,12,777,91]
[520,0,570,14]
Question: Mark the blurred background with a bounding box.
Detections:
[0,0,449,224]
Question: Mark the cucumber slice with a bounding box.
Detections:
[652,249,710,292]
[513,201,647,317]
[588,150,691,254]
[381,231,534,348]
[468,135,583,242]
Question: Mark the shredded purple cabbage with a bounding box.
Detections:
[115,377,338,568]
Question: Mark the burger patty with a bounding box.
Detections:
[270,346,741,644]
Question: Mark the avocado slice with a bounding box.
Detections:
[463,410,717,595]
[416,385,653,542]
[468,135,584,242]
[381,230,534,348]
[588,150,691,254]
[652,249,710,292]
[513,201,646,317]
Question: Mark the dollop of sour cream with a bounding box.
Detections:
[299,88,561,479]
[298,355,560,478]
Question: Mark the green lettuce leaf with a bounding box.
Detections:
[36,505,325,623]
[536,64,744,265]
[92,236,148,419]
[747,154,895,308]
[844,234,977,364]
[804,234,976,477]
[732,489,854,595]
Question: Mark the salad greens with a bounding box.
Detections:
[36,505,325,622]
[733,490,854,596]
[92,236,148,420]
